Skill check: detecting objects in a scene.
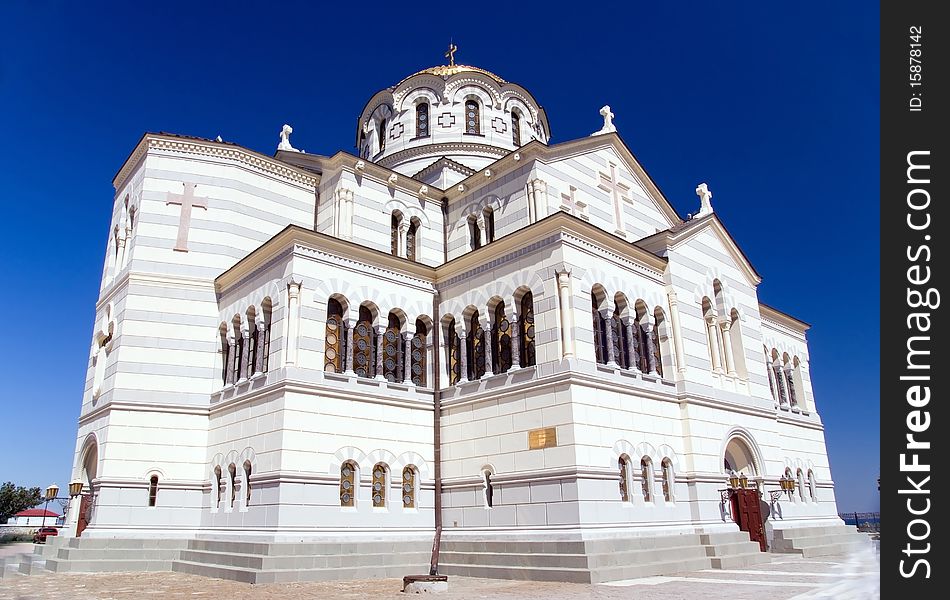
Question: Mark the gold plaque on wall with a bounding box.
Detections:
[528,427,557,449]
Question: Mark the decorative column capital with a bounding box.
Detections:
[667,290,678,305]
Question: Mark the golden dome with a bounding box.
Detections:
[399,64,507,85]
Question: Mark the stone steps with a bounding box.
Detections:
[771,525,872,557]
[439,561,593,583]
[172,558,432,584]
[46,558,174,573]
[589,555,713,583]
[177,547,431,571]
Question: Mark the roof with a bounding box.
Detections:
[396,64,507,87]
[15,509,58,517]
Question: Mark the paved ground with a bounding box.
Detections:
[0,548,879,600]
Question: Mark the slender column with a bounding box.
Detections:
[774,363,789,405]
[343,318,356,375]
[480,318,493,376]
[720,320,737,377]
[375,325,386,381]
[238,330,251,381]
[526,181,537,223]
[402,331,414,385]
[706,316,723,373]
[227,339,237,385]
[476,216,487,244]
[398,222,409,258]
[285,280,302,366]
[115,236,127,274]
[532,179,548,221]
[626,322,641,372]
[556,271,575,358]
[458,332,469,383]
[508,309,521,371]
[667,292,687,373]
[254,323,267,374]
[604,312,619,368]
[643,322,658,375]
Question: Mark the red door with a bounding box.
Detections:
[733,489,767,551]
[76,495,92,537]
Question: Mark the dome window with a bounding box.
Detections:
[465,100,481,135]
[416,103,430,138]
[511,111,522,146]
[377,118,386,153]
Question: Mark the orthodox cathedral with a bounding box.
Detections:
[55,50,866,583]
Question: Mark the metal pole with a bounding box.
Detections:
[42,498,49,529]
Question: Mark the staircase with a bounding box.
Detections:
[438,531,769,583]
[771,525,872,557]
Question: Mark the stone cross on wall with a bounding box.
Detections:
[166,182,209,252]
[598,163,631,235]
[559,185,589,220]
[696,182,714,216]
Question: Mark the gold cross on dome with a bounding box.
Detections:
[445,42,458,66]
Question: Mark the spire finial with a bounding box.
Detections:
[445,41,458,66]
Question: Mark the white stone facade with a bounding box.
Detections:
[66,64,843,551]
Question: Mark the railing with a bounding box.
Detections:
[839,511,880,532]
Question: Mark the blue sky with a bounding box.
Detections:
[0,2,879,511]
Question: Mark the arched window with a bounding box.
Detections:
[244,461,252,507]
[807,469,817,502]
[492,301,512,374]
[591,287,608,365]
[634,305,651,374]
[260,298,273,374]
[702,297,721,372]
[213,466,222,508]
[468,311,486,380]
[465,99,480,134]
[511,110,521,146]
[784,354,798,408]
[353,306,374,378]
[661,458,674,502]
[246,310,258,378]
[377,118,386,152]
[219,323,230,385]
[416,103,429,138]
[612,302,629,369]
[402,465,417,508]
[148,475,158,507]
[519,292,536,367]
[411,319,427,386]
[340,461,357,507]
[728,309,748,379]
[640,457,654,502]
[446,319,461,385]
[382,313,402,382]
[391,212,402,256]
[765,347,777,403]
[325,298,345,373]
[483,469,494,508]
[651,313,664,378]
[372,463,388,508]
[483,207,495,243]
[232,317,243,382]
[469,215,481,250]
[796,468,806,502]
[618,455,630,502]
[407,218,420,262]
[793,357,806,411]
[228,463,237,508]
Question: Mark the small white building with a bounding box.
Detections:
[60,55,863,583]
[7,509,60,527]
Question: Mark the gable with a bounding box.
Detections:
[662,216,762,289]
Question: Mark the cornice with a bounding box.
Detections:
[760,303,811,334]
[113,134,319,192]
[376,141,509,170]
[281,150,447,199]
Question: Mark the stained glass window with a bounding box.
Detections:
[512,111,521,146]
[325,299,345,373]
[407,218,419,262]
[652,325,663,377]
[372,463,388,508]
[411,320,427,386]
[619,457,629,502]
[661,458,673,502]
[520,292,536,367]
[148,475,158,507]
[416,103,429,138]
[592,297,608,365]
[340,461,357,507]
[493,302,512,373]
[469,311,486,380]
[640,458,653,502]
[383,314,401,382]
[402,466,416,508]
[447,319,460,385]
[353,306,374,378]
[391,213,400,256]
[465,100,480,134]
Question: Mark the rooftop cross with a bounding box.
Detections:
[695,182,714,216]
[445,42,458,66]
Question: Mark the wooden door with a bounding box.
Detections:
[734,489,767,551]
[76,495,92,537]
